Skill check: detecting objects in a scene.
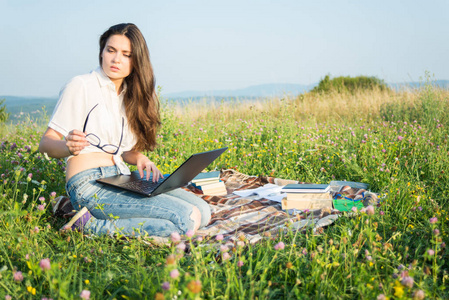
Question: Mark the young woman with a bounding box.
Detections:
[39,23,211,237]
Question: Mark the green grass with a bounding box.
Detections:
[0,84,448,299]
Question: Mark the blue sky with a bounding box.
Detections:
[1,0,448,97]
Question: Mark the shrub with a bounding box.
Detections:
[0,99,10,123]
[311,75,389,94]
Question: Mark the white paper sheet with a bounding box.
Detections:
[233,184,286,202]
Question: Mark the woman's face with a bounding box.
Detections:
[101,34,133,91]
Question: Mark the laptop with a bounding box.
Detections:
[96,147,228,197]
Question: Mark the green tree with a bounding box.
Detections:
[311,75,389,94]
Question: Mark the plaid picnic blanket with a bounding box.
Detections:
[190,169,341,244]
[53,170,373,244]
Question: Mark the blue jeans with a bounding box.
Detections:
[66,165,211,237]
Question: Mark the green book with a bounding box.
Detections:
[333,199,364,211]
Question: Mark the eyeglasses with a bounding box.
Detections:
[83,104,124,155]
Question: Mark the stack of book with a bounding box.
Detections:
[281,183,332,210]
[191,171,227,196]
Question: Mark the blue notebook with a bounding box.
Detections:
[192,170,221,183]
[281,184,330,193]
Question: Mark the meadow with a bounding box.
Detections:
[0,83,448,299]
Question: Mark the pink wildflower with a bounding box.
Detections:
[38,204,45,211]
[34,226,40,233]
[427,249,435,256]
[237,260,244,267]
[185,229,194,238]
[39,258,51,271]
[170,232,181,243]
[13,271,24,282]
[220,245,229,252]
[401,276,414,288]
[80,290,91,299]
[222,252,231,261]
[215,234,224,241]
[429,217,438,224]
[274,242,285,250]
[412,290,425,300]
[366,205,375,215]
[176,243,186,251]
[351,206,358,213]
[170,269,180,279]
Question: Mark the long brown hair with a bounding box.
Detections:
[99,23,160,152]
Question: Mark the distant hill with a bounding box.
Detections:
[163,83,314,100]
[162,80,449,100]
[1,95,57,123]
[388,80,449,91]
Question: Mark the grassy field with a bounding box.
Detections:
[0,84,448,299]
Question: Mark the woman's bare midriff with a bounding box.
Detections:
[66,152,115,182]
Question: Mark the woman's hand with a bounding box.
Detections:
[122,150,163,182]
[39,127,89,159]
[65,129,89,156]
[136,155,163,182]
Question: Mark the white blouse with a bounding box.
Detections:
[48,67,136,161]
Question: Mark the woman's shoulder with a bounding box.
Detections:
[69,69,98,84]
[61,69,100,91]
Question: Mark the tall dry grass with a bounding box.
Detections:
[166,87,449,124]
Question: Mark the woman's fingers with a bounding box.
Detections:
[67,130,87,141]
[66,130,89,156]
[140,161,163,182]
[146,162,158,182]
[153,167,163,182]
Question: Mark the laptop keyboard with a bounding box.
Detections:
[119,178,166,193]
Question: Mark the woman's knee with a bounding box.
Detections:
[188,195,211,227]
[190,206,201,231]
[199,204,211,228]
[167,189,211,227]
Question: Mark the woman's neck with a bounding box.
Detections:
[111,78,124,95]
